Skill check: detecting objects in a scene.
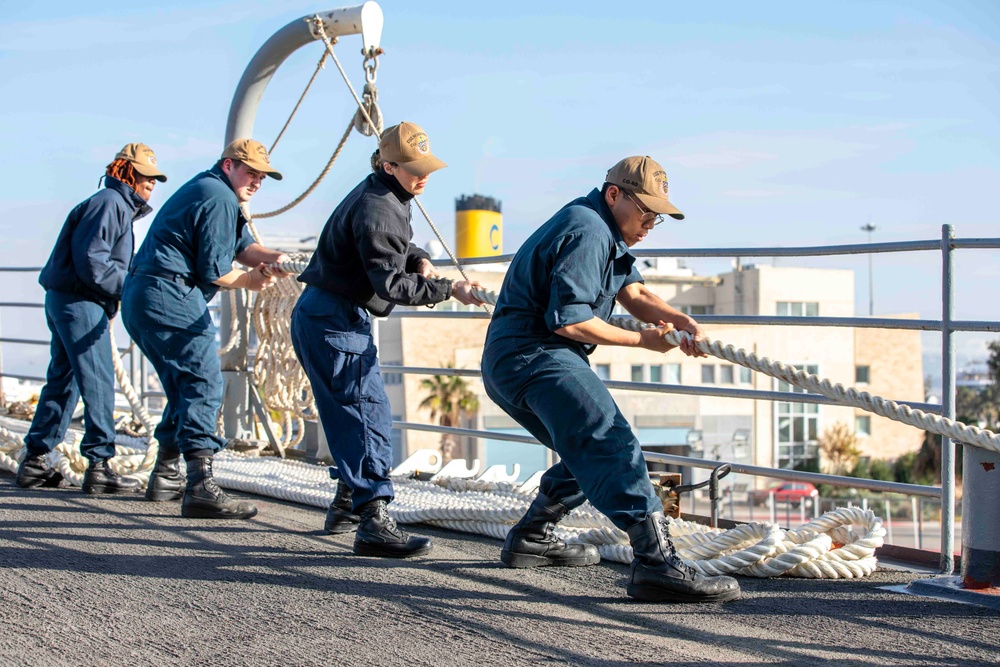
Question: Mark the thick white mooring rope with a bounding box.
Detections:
[212,450,885,579]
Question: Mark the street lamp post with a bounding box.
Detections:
[861,223,876,316]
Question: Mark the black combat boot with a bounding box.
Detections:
[15,453,63,488]
[82,459,142,495]
[325,481,360,534]
[180,456,257,520]
[145,447,184,502]
[353,499,431,558]
[626,512,741,603]
[500,493,600,568]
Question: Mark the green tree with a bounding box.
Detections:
[818,421,862,475]
[418,367,479,463]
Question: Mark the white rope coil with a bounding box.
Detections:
[209,453,885,579]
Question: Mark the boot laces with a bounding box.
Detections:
[657,516,697,576]
[201,460,230,500]
[376,503,403,538]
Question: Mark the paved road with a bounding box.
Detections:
[1,474,996,667]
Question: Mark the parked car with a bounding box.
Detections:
[747,482,819,507]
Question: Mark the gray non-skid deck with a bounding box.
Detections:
[0,474,997,667]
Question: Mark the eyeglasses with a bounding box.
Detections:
[623,191,664,226]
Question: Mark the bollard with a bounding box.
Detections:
[960,445,1000,589]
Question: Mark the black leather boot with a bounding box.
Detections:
[180,456,257,520]
[15,453,63,488]
[325,481,360,534]
[145,448,184,502]
[626,512,741,603]
[353,499,431,558]
[500,493,600,568]
[82,459,141,495]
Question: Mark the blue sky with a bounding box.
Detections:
[1,0,998,374]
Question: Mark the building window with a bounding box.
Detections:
[679,305,715,315]
[649,365,663,383]
[701,365,716,384]
[776,364,820,470]
[631,365,644,382]
[777,301,819,317]
[383,370,403,385]
[666,363,681,384]
[594,364,611,381]
[856,415,871,437]
[856,365,870,384]
[720,365,734,384]
[739,367,752,384]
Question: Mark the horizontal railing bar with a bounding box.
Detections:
[396,421,537,444]
[0,338,132,356]
[438,240,954,265]
[693,315,942,330]
[0,302,43,309]
[0,267,44,273]
[950,238,1000,249]
[0,337,49,346]
[950,321,1000,333]
[381,365,941,413]
[390,309,491,320]
[394,420,942,497]
[642,451,943,497]
[634,241,942,258]
[0,372,46,383]
[386,310,998,334]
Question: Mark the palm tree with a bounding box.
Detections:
[418,367,479,463]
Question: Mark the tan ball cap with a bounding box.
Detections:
[115,143,167,182]
[221,139,283,180]
[605,155,683,220]
[378,122,447,178]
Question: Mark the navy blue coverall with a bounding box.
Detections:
[481,188,662,531]
[26,176,151,463]
[292,170,453,508]
[121,165,254,459]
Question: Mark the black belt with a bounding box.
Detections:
[130,269,195,288]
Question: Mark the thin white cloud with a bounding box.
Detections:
[672,150,778,169]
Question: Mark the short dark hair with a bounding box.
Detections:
[602,182,631,197]
[216,157,247,171]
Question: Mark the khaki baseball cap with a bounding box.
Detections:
[221,138,283,180]
[378,122,447,177]
[115,143,167,182]
[605,155,684,220]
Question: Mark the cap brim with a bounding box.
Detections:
[243,159,283,180]
[636,192,684,220]
[399,155,447,178]
[132,163,168,182]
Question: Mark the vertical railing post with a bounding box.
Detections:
[940,224,956,574]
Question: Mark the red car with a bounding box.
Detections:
[747,482,819,507]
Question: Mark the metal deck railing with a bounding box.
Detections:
[2,224,997,574]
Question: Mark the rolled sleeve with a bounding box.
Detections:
[622,264,644,288]
[193,199,238,285]
[235,223,255,256]
[544,233,608,331]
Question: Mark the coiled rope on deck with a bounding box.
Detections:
[211,451,886,579]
